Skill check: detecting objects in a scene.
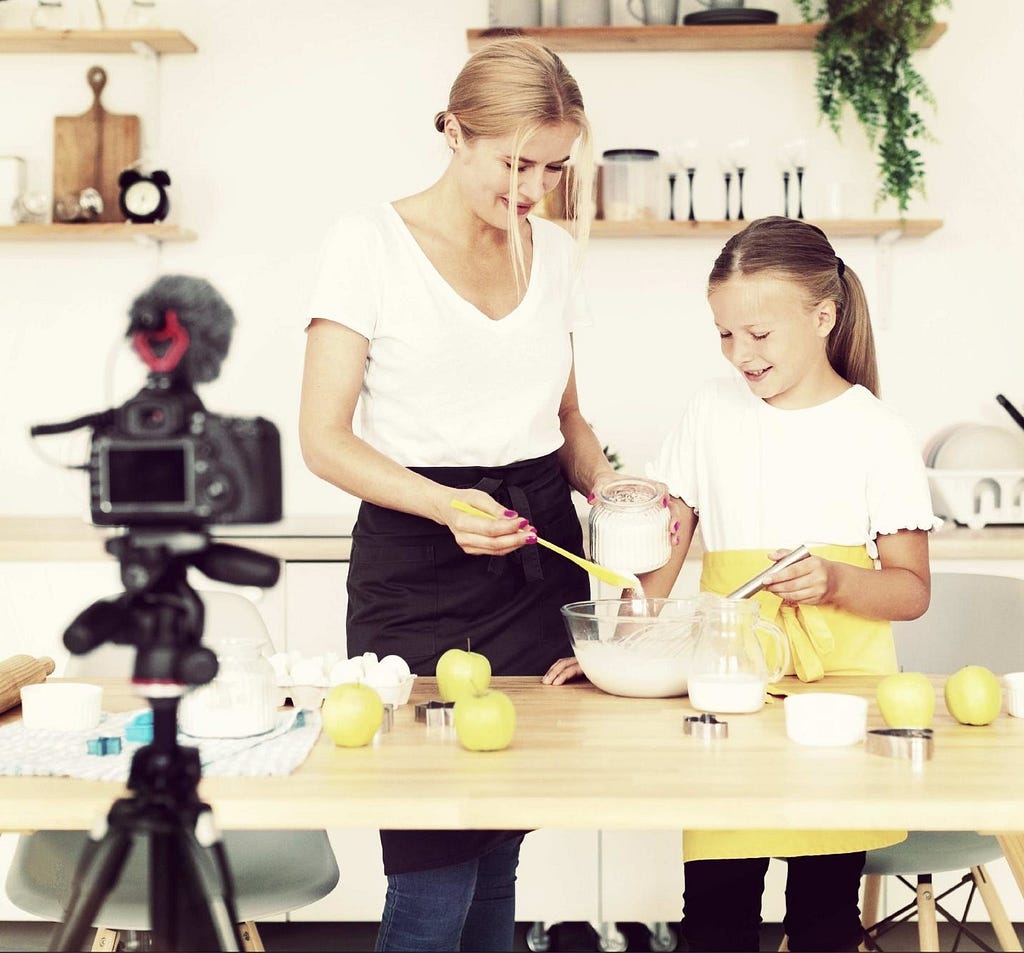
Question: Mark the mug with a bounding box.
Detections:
[697,0,746,8]
[489,0,542,27]
[627,0,679,25]
[557,0,611,26]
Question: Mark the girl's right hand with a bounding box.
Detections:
[444,488,537,557]
[542,656,584,686]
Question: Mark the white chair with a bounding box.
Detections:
[5,590,340,952]
[862,572,1024,952]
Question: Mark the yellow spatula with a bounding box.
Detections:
[450,499,642,591]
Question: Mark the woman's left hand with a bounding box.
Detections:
[762,549,836,605]
[542,656,584,686]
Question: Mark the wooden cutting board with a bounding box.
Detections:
[53,65,140,223]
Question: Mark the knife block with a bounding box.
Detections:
[0,654,57,715]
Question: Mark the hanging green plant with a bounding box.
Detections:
[794,0,949,214]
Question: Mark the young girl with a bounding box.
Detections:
[642,216,937,952]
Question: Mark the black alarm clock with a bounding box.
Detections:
[118,168,171,224]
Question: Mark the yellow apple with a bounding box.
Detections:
[453,690,516,751]
[436,647,490,702]
[322,682,384,747]
[944,665,1002,726]
[876,672,935,728]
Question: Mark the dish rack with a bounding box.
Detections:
[927,468,1024,529]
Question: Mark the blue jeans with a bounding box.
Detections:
[375,834,525,952]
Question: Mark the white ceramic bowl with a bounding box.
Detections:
[784,693,867,747]
[1005,672,1024,718]
[561,599,701,698]
[20,682,102,731]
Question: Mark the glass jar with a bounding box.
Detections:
[31,0,70,30]
[179,637,278,738]
[589,478,671,576]
[124,0,159,29]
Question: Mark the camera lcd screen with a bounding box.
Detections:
[103,443,191,509]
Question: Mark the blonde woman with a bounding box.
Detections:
[300,38,641,952]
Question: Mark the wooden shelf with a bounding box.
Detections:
[0,223,197,242]
[0,29,197,54]
[467,22,946,53]
[577,218,943,239]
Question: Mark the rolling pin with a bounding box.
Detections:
[0,655,56,715]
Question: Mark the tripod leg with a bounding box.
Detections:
[177,819,244,952]
[48,820,134,953]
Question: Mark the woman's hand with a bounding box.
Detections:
[762,549,836,606]
[443,488,537,557]
[542,656,584,686]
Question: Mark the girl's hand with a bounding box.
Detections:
[542,656,584,685]
[444,489,536,557]
[762,549,836,606]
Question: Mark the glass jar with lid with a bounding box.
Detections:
[179,636,278,738]
[589,478,671,576]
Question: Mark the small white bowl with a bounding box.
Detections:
[1005,672,1024,718]
[371,675,417,707]
[784,693,867,747]
[20,682,102,731]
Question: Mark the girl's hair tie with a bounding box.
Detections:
[836,256,846,279]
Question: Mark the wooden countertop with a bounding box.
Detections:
[2,675,1024,837]
[0,516,1021,563]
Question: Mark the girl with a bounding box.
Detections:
[300,37,638,953]
[639,216,934,951]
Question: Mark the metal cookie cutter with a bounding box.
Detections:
[683,713,729,740]
[378,704,396,734]
[866,728,934,765]
[415,700,455,728]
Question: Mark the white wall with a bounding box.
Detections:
[1,0,1021,521]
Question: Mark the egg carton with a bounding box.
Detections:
[927,468,1024,529]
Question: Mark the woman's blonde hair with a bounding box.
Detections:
[434,37,594,292]
[707,216,880,396]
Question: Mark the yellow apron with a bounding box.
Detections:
[683,544,906,861]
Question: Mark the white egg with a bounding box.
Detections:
[328,657,365,685]
[377,655,411,681]
[290,658,327,686]
[361,651,379,670]
[363,664,401,688]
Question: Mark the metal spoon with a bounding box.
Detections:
[727,545,811,600]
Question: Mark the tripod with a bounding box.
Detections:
[49,529,280,952]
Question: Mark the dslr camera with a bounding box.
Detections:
[89,378,282,527]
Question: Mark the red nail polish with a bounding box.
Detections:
[672,520,680,533]
[662,496,669,507]
[503,509,518,518]
[586,492,595,504]
[518,519,529,529]
[525,535,537,544]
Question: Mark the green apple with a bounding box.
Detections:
[944,665,1002,726]
[453,689,516,751]
[436,647,491,703]
[876,672,935,728]
[322,682,384,747]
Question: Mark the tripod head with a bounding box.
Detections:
[64,527,281,690]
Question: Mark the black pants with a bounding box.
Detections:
[681,852,866,952]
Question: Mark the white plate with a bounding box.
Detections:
[931,423,1024,470]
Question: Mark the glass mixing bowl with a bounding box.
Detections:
[560,598,702,698]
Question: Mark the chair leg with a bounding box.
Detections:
[861,874,882,931]
[916,874,940,952]
[972,864,1024,952]
[90,928,120,952]
[238,920,265,952]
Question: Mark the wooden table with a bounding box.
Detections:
[3,675,1024,899]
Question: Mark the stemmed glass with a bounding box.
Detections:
[664,150,682,222]
[726,139,750,221]
[719,152,733,222]
[781,139,808,219]
[679,139,700,222]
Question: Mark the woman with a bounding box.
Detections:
[299,37,645,952]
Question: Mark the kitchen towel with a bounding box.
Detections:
[0,707,321,781]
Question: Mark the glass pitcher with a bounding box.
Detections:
[687,595,790,714]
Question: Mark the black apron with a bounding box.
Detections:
[346,452,589,875]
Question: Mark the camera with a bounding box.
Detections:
[89,378,282,527]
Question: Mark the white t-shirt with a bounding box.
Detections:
[306,204,587,468]
[648,376,939,556]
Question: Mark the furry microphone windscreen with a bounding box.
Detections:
[128,275,236,385]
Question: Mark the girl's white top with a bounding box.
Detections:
[648,376,939,556]
[307,204,587,468]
